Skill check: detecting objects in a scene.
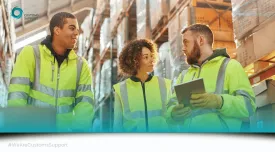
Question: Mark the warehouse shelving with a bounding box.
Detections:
[90,0,137,132]
[247,51,275,85]
[152,0,191,45]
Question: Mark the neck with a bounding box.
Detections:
[52,38,66,56]
[198,46,213,65]
[135,71,149,83]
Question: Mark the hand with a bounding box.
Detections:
[171,104,191,121]
[190,93,223,109]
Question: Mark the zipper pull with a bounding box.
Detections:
[51,62,54,82]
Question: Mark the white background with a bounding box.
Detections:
[0,134,274,152]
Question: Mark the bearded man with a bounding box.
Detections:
[166,24,256,132]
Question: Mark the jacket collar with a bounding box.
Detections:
[130,73,153,82]
[40,35,78,60]
[191,48,230,68]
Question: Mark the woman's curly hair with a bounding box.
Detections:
[118,39,158,76]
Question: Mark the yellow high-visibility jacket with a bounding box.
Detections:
[113,75,171,132]
[167,49,256,132]
[8,44,94,132]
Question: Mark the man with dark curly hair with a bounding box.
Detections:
[113,39,172,132]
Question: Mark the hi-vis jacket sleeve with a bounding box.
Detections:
[8,45,35,106]
[72,58,95,131]
[165,75,182,124]
[218,60,256,119]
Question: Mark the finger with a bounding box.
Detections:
[173,104,184,110]
[192,101,207,108]
[190,94,203,100]
[174,110,192,119]
[190,98,205,104]
[176,107,191,115]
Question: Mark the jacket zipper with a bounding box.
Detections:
[54,66,61,112]
[141,82,149,132]
[51,61,54,82]
[198,61,208,78]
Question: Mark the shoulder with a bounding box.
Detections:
[152,76,172,85]
[226,58,243,70]
[18,45,35,55]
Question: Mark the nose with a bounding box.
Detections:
[149,56,154,64]
[74,29,80,36]
[182,44,186,51]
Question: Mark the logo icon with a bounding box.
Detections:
[11,7,23,19]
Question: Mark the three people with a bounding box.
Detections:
[8,12,94,132]
[8,10,255,133]
[113,39,171,132]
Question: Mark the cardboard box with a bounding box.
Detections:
[213,41,236,58]
[253,20,275,60]
[253,79,275,108]
[257,0,275,24]
[196,0,231,7]
[236,36,256,67]
[232,0,259,40]
[179,7,234,41]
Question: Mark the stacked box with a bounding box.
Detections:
[213,41,237,58]
[136,0,151,38]
[236,20,275,67]
[196,0,231,6]
[231,0,259,40]
[179,6,234,41]
[149,0,169,30]
[257,0,275,25]
[236,36,256,67]
[252,20,275,60]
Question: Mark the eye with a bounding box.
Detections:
[70,27,75,30]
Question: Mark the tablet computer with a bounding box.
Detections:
[174,78,206,105]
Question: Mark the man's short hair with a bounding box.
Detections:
[181,24,214,46]
[50,12,76,37]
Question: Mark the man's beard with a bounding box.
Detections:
[186,41,201,65]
